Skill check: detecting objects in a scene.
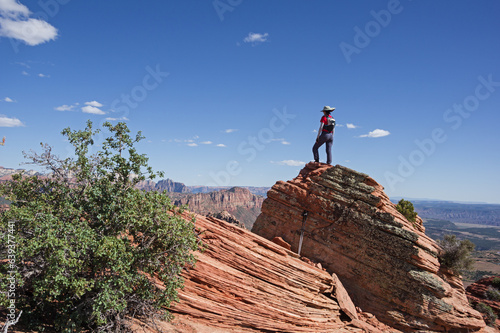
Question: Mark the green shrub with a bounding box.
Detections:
[486,286,500,301]
[437,234,475,275]
[396,199,418,222]
[492,277,500,289]
[0,121,201,331]
[475,302,498,327]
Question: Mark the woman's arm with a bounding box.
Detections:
[317,123,324,141]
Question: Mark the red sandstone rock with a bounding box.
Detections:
[271,236,291,250]
[156,212,388,332]
[467,276,500,325]
[252,163,486,332]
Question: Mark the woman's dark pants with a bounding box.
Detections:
[312,132,333,165]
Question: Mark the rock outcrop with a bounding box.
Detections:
[172,187,264,229]
[161,212,393,333]
[467,276,500,322]
[206,210,246,229]
[252,163,485,332]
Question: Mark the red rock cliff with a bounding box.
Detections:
[252,163,485,332]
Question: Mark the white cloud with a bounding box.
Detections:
[346,123,358,129]
[224,129,238,133]
[38,73,49,78]
[0,115,24,127]
[55,104,76,111]
[271,160,306,167]
[0,0,58,46]
[200,141,213,145]
[359,129,390,138]
[3,97,14,102]
[0,0,29,17]
[85,100,103,107]
[216,144,226,147]
[187,143,198,147]
[105,116,129,121]
[271,138,291,145]
[244,32,269,44]
[21,70,28,75]
[81,105,105,115]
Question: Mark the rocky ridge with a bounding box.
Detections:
[252,162,485,332]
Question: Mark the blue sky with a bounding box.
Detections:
[1,0,499,203]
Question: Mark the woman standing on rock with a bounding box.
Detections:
[313,106,335,165]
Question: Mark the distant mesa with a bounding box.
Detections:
[135,178,190,193]
[171,187,264,229]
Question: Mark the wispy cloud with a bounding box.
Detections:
[346,123,358,129]
[105,116,129,121]
[271,160,305,167]
[55,104,76,111]
[3,97,14,102]
[224,129,238,133]
[21,70,28,76]
[272,138,291,145]
[187,143,198,147]
[38,73,49,78]
[0,0,58,46]
[15,62,30,68]
[0,115,24,127]
[200,141,213,145]
[359,129,390,138]
[216,144,226,147]
[244,32,269,44]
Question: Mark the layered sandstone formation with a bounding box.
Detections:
[161,212,393,332]
[252,163,485,332]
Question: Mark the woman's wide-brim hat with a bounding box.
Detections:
[321,106,336,112]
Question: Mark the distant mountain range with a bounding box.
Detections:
[392,199,500,226]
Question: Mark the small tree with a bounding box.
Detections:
[0,121,200,331]
[396,198,418,222]
[486,286,500,301]
[475,303,498,327]
[438,234,475,275]
[492,277,500,289]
